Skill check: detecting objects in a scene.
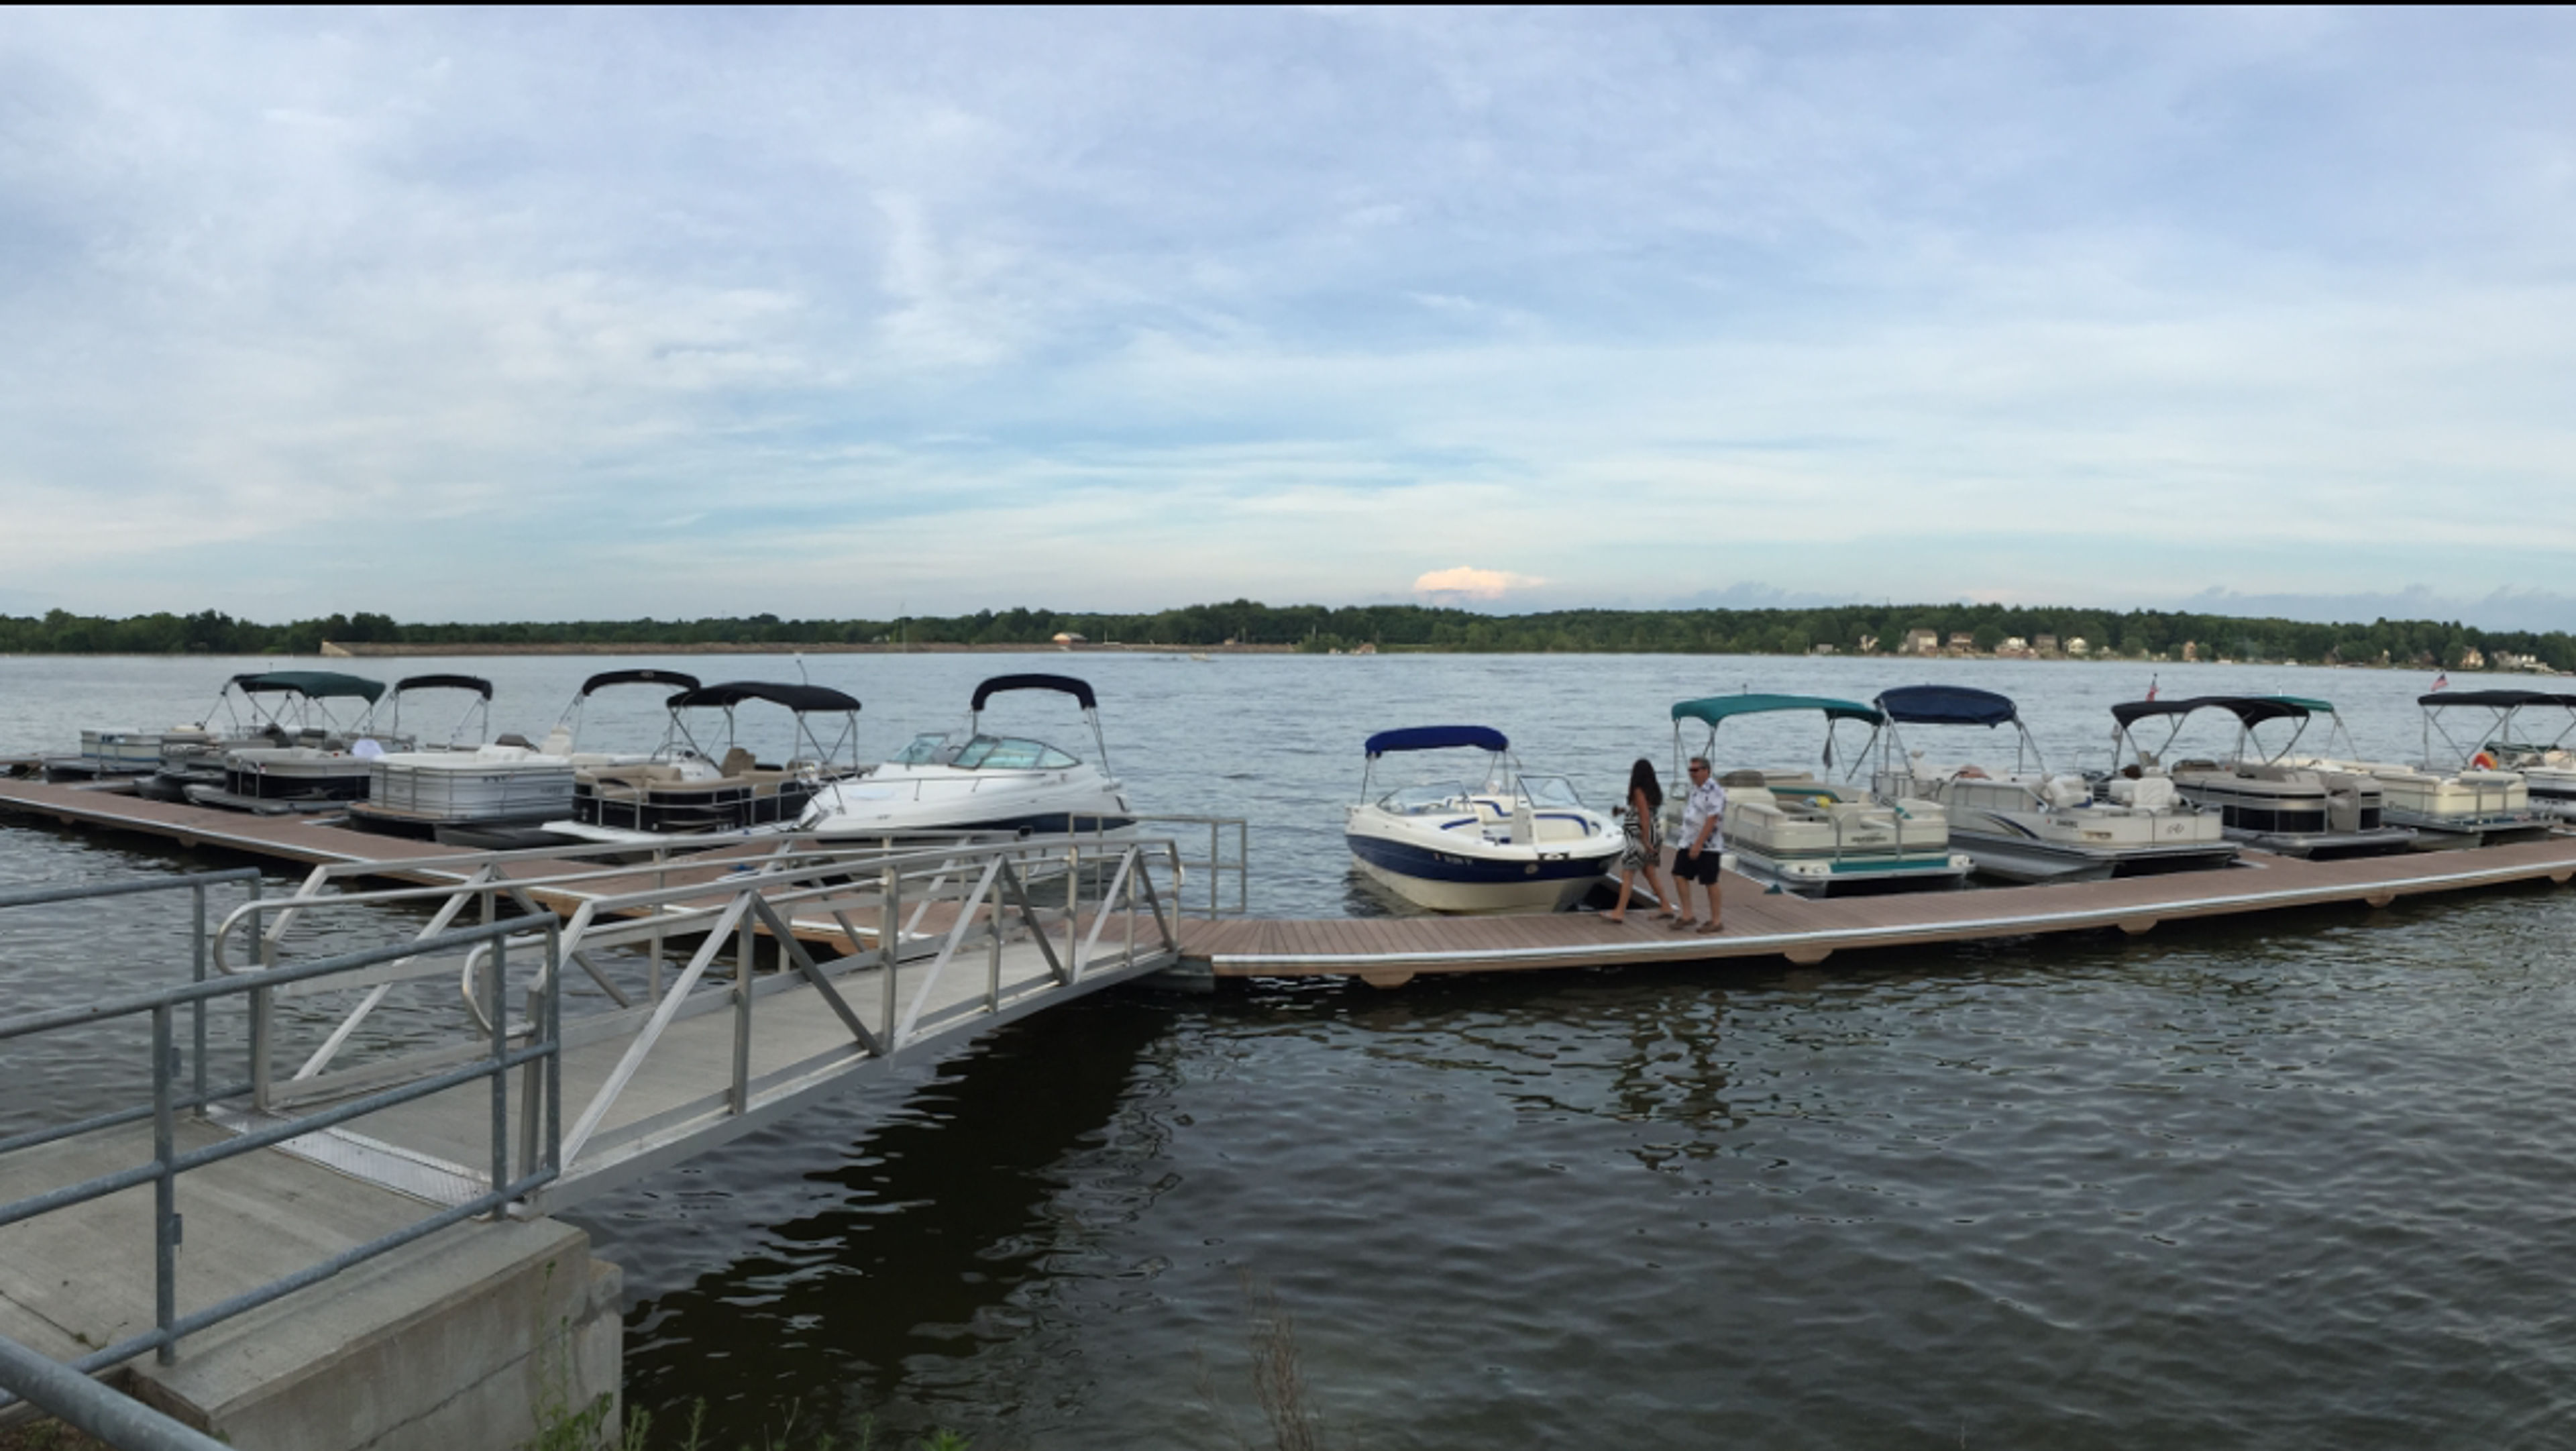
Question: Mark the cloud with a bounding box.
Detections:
[1413,566,1547,602]
[5,10,2576,620]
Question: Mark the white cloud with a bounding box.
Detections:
[1413,566,1546,602]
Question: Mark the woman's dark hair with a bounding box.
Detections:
[1627,757,1662,812]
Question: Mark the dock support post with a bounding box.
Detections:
[152,1003,178,1364]
[880,863,901,1056]
[486,938,508,1216]
[731,902,753,1116]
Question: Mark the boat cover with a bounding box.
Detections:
[393,674,494,699]
[1364,725,1509,757]
[577,668,702,698]
[667,682,861,713]
[227,671,385,703]
[2111,695,2325,729]
[2420,690,2571,709]
[972,674,1099,712]
[1875,685,2017,727]
[1670,694,1880,727]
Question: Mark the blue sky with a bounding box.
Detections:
[5,7,2575,627]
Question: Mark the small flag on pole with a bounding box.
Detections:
[2145,675,2159,702]
[2432,671,2449,691]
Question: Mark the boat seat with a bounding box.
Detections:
[720,746,759,777]
[1720,769,1769,789]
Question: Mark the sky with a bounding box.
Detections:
[5,7,2576,628]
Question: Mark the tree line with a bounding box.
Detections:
[1,601,2568,671]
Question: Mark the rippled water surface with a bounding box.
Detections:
[5,653,2575,1447]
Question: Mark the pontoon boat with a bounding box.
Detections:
[547,680,861,845]
[1672,694,1972,896]
[2106,696,2412,861]
[2278,690,2553,849]
[1872,686,2242,882]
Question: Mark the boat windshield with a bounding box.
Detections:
[893,731,1081,770]
[1375,782,1481,814]
[1518,774,1586,808]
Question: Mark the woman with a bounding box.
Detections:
[1603,758,1675,924]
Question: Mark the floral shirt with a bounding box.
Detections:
[1679,777,1727,850]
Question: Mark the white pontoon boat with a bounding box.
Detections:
[168,671,411,814]
[2105,695,2412,861]
[1672,694,1972,896]
[1342,725,1623,913]
[1872,686,2242,883]
[2277,690,2553,849]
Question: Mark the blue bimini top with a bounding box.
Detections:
[1364,725,1509,757]
[1875,685,2019,727]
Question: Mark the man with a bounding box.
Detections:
[1674,755,1726,931]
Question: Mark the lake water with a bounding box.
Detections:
[4,651,2573,1448]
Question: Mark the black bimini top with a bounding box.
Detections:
[227,671,386,703]
[1365,724,1509,757]
[2111,695,2324,729]
[393,674,494,700]
[1875,685,2019,727]
[2419,689,2575,709]
[667,681,861,713]
[971,674,1098,712]
[577,668,702,699]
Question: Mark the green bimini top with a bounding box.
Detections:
[1670,694,1882,728]
[227,671,387,703]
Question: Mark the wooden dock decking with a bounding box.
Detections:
[9,774,2576,987]
[1175,837,2576,983]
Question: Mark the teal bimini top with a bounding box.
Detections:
[1670,694,1882,728]
[228,671,386,703]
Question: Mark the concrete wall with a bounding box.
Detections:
[131,1220,623,1451]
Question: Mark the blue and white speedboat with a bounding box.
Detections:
[1342,726,1623,913]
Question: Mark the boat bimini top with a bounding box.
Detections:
[2416,689,2576,771]
[212,670,389,737]
[663,680,863,774]
[381,674,495,747]
[1669,693,1883,781]
[2108,694,2357,769]
[892,674,1112,774]
[543,669,704,755]
[1358,725,1515,804]
[1874,685,2051,774]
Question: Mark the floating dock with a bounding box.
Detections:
[5,775,2574,987]
[1182,839,2576,983]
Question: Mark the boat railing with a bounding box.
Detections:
[0,869,558,1405]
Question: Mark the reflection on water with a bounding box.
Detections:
[5,656,2576,1446]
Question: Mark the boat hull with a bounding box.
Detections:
[1345,832,1615,913]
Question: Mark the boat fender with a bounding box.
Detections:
[2473,751,2499,769]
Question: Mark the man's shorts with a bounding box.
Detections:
[1676,843,1725,885]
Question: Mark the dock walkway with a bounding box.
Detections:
[1177,837,2576,983]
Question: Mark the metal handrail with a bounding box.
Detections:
[0,913,560,1413]
[177,832,1184,1207]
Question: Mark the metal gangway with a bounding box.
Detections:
[0,825,1210,1438]
[200,827,1201,1213]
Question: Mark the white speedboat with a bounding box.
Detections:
[549,680,861,847]
[800,674,1132,841]
[1672,694,1972,896]
[1343,726,1623,913]
[2278,690,2553,850]
[1871,686,2241,883]
[2103,695,2410,861]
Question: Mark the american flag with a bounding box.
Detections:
[2145,675,2159,702]
[2432,671,2449,691]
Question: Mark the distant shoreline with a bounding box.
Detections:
[307,641,1299,657]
